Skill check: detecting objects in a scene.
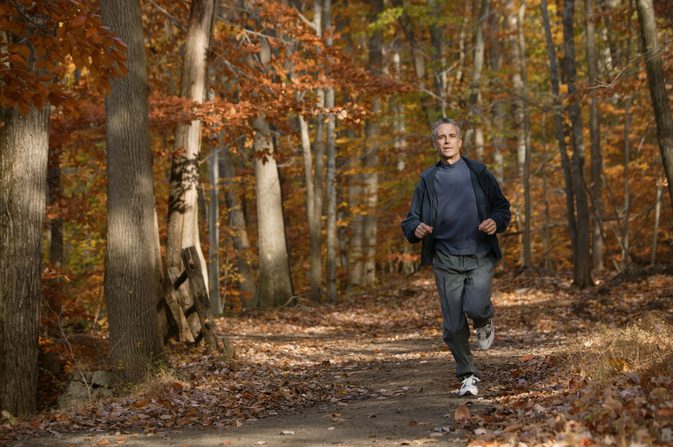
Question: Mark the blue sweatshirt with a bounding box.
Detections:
[433,158,490,256]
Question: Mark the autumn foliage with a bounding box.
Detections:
[0,0,672,444]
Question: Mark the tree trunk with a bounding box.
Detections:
[541,0,578,272]
[586,0,604,271]
[429,0,448,114]
[563,0,593,288]
[220,144,256,308]
[393,0,433,127]
[207,150,221,313]
[47,149,64,266]
[253,116,294,308]
[487,10,505,183]
[100,0,164,384]
[651,180,663,265]
[362,0,383,286]
[637,0,673,211]
[515,0,533,269]
[507,0,525,177]
[324,0,338,303]
[349,140,364,288]
[621,93,634,270]
[0,106,49,416]
[166,0,216,333]
[470,0,488,161]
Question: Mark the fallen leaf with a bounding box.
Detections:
[454,404,470,422]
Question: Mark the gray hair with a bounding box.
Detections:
[431,117,462,144]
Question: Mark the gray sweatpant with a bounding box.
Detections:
[432,250,496,378]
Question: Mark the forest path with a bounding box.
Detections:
[11,271,575,447]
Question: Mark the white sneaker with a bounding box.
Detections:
[476,319,494,350]
[459,375,480,397]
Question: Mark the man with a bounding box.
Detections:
[401,117,510,397]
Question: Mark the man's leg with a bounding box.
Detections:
[432,251,476,378]
[463,252,496,328]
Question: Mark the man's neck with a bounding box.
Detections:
[441,155,461,165]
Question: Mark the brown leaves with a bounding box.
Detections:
[454,404,471,422]
[0,0,127,113]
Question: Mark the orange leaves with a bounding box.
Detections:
[0,0,127,114]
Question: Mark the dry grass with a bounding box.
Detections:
[568,311,673,383]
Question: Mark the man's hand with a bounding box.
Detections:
[478,218,497,235]
[415,222,433,239]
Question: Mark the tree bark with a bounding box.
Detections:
[324,0,338,303]
[586,0,604,271]
[393,0,434,127]
[637,0,673,211]
[207,150,221,313]
[100,0,164,384]
[253,116,294,308]
[515,0,532,269]
[470,0,488,161]
[0,105,49,416]
[429,0,448,115]
[487,10,505,183]
[166,0,216,333]
[563,0,593,288]
[220,144,256,308]
[47,148,64,266]
[651,180,663,265]
[362,0,383,286]
[541,0,578,273]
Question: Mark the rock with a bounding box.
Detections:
[91,370,111,388]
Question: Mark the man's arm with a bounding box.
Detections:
[484,171,511,233]
[401,179,428,243]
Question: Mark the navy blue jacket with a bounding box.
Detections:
[401,157,511,266]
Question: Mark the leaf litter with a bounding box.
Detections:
[1,269,672,446]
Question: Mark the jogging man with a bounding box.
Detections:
[401,117,511,396]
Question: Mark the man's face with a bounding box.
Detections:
[434,123,462,164]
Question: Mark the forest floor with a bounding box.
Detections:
[3,267,673,447]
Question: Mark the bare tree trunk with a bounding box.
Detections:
[362,0,383,285]
[542,154,553,270]
[598,0,619,72]
[100,0,164,384]
[166,0,215,332]
[348,144,364,288]
[637,0,673,211]
[516,0,533,269]
[541,0,578,271]
[0,106,49,416]
[470,0,488,161]
[487,10,505,183]
[563,0,593,288]
[393,0,433,127]
[507,0,525,177]
[220,144,256,308]
[651,180,663,265]
[207,150,221,313]
[47,149,64,266]
[324,0,337,303]
[586,0,604,271]
[364,103,381,285]
[621,93,633,270]
[429,0,448,114]
[253,116,294,308]
[299,115,322,302]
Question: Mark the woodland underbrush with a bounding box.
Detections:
[475,269,673,447]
